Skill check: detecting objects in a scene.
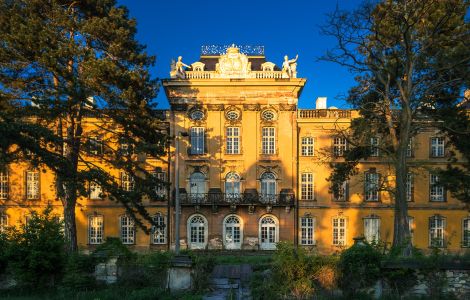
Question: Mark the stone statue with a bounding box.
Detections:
[282,54,298,78]
[174,56,191,78]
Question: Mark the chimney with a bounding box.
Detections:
[315,97,327,109]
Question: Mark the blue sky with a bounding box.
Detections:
[117,0,363,109]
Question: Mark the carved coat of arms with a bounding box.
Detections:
[215,46,251,78]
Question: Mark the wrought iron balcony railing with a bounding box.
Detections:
[178,193,294,206]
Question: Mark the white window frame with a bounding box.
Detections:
[333,181,349,202]
[89,181,103,200]
[226,127,240,154]
[120,215,135,245]
[429,215,445,248]
[225,172,241,199]
[406,138,413,157]
[223,214,243,250]
[301,137,314,156]
[151,213,166,244]
[88,215,104,245]
[119,142,131,156]
[333,217,347,246]
[152,171,166,198]
[365,171,379,201]
[190,127,205,155]
[262,127,275,155]
[26,170,40,200]
[0,169,8,199]
[431,137,445,157]
[187,214,208,250]
[463,218,470,248]
[121,172,135,192]
[260,172,277,203]
[88,136,103,155]
[259,215,279,250]
[364,217,380,243]
[430,174,445,202]
[408,216,415,245]
[300,216,315,245]
[370,137,379,157]
[301,173,314,200]
[0,213,8,233]
[406,173,413,201]
[333,137,347,156]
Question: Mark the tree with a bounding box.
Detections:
[0,0,167,252]
[321,0,469,255]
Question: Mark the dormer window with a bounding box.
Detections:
[190,62,205,72]
[261,62,276,72]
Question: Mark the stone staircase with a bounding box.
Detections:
[203,264,253,300]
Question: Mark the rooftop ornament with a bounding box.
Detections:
[201,44,264,56]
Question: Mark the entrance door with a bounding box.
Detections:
[260,216,278,250]
[224,215,242,250]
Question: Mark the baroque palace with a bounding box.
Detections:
[0,45,469,253]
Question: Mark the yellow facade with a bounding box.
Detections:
[0,45,468,253]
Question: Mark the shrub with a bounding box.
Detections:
[191,253,216,293]
[60,253,97,291]
[92,237,135,262]
[119,251,172,288]
[338,242,382,296]
[3,206,65,289]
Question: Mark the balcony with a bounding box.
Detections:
[178,193,294,207]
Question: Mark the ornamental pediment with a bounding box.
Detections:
[215,46,251,78]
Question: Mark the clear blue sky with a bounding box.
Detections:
[117,0,363,109]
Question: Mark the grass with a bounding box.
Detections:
[0,286,203,300]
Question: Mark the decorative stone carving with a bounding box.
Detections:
[243,237,259,250]
[279,104,297,111]
[282,54,298,78]
[208,237,223,250]
[243,104,260,111]
[215,45,250,78]
[206,104,224,111]
[171,56,191,79]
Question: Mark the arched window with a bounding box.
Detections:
[225,172,241,200]
[187,214,208,249]
[260,172,277,203]
[120,215,135,245]
[151,213,166,244]
[223,215,242,250]
[259,215,278,250]
[0,212,8,233]
[189,172,206,203]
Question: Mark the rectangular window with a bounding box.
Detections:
[430,174,445,201]
[152,171,166,198]
[26,170,40,200]
[151,214,166,244]
[88,136,103,155]
[0,213,8,233]
[333,181,349,202]
[406,138,413,157]
[0,169,8,199]
[406,173,414,201]
[301,173,314,200]
[364,217,380,243]
[463,219,470,248]
[89,181,103,200]
[430,137,445,157]
[300,217,315,245]
[262,127,275,154]
[408,216,415,245]
[301,137,314,156]
[88,215,104,245]
[333,217,346,246]
[119,142,132,156]
[429,216,445,247]
[370,137,379,157]
[365,171,379,201]
[226,127,240,154]
[121,172,135,192]
[333,137,347,156]
[120,215,135,245]
[190,127,205,155]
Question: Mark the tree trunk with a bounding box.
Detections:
[393,150,412,256]
[63,192,78,253]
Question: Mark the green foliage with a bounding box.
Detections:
[118,251,172,288]
[92,237,135,262]
[190,252,216,293]
[60,253,97,292]
[338,243,382,296]
[3,206,65,289]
